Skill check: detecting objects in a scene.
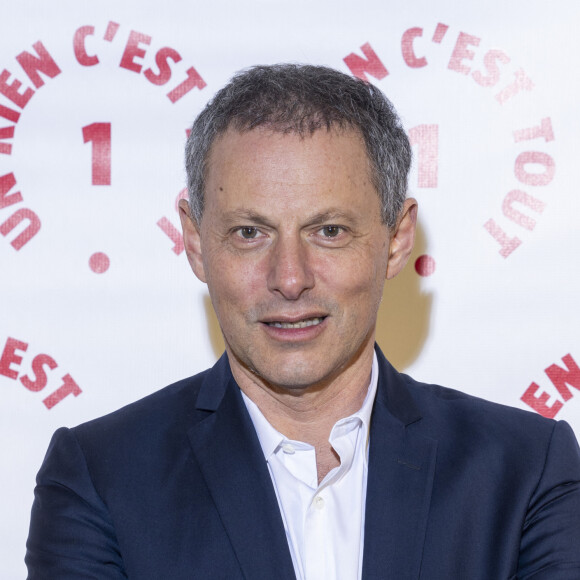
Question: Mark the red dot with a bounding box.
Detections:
[89,252,110,273]
[414,254,436,277]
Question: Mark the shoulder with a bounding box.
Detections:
[377,347,557,439]
[398,371,579,467]
[41,361,233,496]
[67,358,230,469]
[408,372,554,431]
[77,368,209,434]
[376,347,572,458]
[383,365,580,503]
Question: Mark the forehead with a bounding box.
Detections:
[204,127,376,212]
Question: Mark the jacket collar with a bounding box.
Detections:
[362,347,436,579]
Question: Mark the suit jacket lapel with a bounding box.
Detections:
[362,348,437,580]
[187,355,296,580]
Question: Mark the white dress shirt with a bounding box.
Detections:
[241,353,379,580]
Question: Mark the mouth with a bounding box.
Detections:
[265,316,326,329]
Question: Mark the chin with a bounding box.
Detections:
[252,359,335,392]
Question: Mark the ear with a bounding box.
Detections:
[178,198,207,283]
[386,198,418,280]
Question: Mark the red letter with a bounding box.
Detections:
[513,118,554,143]
[16,41,61,89]
[0,337,28,379]
[472,49,510,87]
[401,28,427,68]
[73,25,99,66]
[0,70,34,108]
[157,217,184,255]
[104,21,120,42]
[20,353,58,392]
[408,124,438,188]
[167,66,207,103]
[521,382,563,419]
[343,42,389,82]
[0,173,22,208]
[0,126,15,155]
[119,30,152,73]
[144,47,182,86]
[432,23,449,44]
[502,189,545,231]
[515,152,555,186]
[448,32,480,75]
[483,219,521,258]
[545,354,580,402]
[495,69,533,104]
[43,374,82,409]
[0,103,20,123]
[82,122,111,186]
[0,208,41,250]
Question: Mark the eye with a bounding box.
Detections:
[320,225,343,238]
[233,226,267,241]
[238,227,259,239]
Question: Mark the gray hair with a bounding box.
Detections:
[185,64,411,229]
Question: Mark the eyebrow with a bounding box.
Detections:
[304,210,359,225]
[221,208,360,228]
[221,210,277,228]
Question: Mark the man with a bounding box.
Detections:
[26,64,580,579]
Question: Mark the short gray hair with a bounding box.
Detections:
[185,64,411,229]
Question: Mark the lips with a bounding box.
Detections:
[266,317,325,329]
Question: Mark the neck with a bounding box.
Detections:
[231,345,374,482]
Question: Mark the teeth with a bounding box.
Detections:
[268,317,324,329]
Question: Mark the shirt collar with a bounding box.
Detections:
[242,351,379,460]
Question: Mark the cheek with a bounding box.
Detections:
[321,250,386,295]
[330,258,387,328]
[206,256,266,312]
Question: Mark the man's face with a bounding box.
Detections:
[181,127,416,393]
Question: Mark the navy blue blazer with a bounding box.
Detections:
[26,347,580,579]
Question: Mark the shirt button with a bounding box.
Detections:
[314,496,325,510]
[281,443,295,454]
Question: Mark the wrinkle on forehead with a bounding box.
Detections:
[204,127,377,222]
[206,126,373,188]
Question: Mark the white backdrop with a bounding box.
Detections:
[1,0,579,576]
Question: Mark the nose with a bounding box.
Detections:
[267,234,315,300]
